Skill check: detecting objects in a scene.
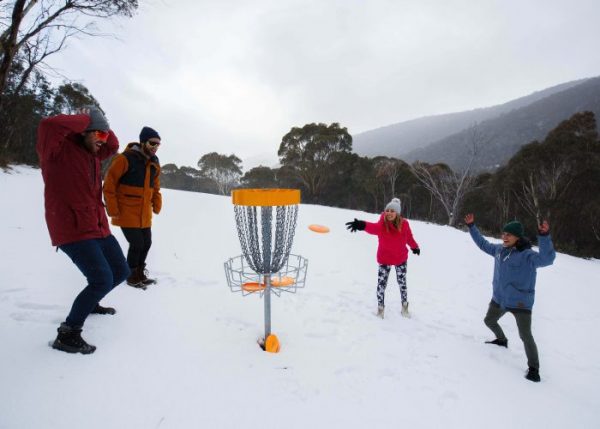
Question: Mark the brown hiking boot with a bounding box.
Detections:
[126,267,146,289]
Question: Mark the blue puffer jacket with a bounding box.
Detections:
[468,225,556,310]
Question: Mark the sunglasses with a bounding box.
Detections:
[146,140,161,147]
[93,130,109,141]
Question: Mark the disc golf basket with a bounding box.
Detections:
[224,189,308,352]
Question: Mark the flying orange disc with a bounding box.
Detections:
[308,224,330,233]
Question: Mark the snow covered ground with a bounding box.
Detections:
[1,166,599,429]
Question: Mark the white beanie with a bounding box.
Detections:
[385,198,401,214]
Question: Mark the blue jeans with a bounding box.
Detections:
[59,235,130,327]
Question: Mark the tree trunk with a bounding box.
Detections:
[0,0,28,102]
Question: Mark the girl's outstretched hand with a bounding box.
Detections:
[345,218,366,232]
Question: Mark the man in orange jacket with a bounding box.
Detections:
[103,126,162,289]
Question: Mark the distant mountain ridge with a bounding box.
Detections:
[353,76,599,171]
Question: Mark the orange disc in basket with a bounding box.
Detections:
[241,282,265,292]
[308,224,330,233]
[265,334,280,353]
[271,276,295,287]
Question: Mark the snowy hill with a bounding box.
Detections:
[0,166,599,429]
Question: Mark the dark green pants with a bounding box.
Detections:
[484,300,539,370]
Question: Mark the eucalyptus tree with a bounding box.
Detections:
[197,152,243,195]
[277,122,352,202]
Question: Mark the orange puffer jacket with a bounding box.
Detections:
[103,143,162,228]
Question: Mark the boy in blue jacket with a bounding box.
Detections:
[464,213,556,382]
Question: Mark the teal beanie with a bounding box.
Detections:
[503,220,524,238]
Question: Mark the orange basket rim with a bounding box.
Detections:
[232,188,300,206]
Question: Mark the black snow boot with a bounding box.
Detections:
[525,367,541,382]
[140,264,157,286]
[126,267,146,290]
[52,323,96,354]
[485,338,508,348]
[91,304,116,315]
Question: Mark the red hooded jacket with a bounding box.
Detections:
[36,114,119,246]
[364,213,419,265]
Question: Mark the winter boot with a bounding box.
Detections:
[52,323,96,354]
[485,338,508,348]
[126,267,146,290]
[525,367,541,382]
[140,263,157,286]
[401,301,411,318]
[376,305,385,319]
[91,303,116,315]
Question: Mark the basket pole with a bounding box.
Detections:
[264,274,271,338]
[261,206,273,339]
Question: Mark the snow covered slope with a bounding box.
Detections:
[0,166,598,428]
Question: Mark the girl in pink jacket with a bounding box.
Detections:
[346,198,420,319]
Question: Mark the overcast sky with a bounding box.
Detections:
[45,0,600,170]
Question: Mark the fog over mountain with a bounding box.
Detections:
[353,77,600,171]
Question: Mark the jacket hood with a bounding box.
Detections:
[515,237,532,251]
[124,142,159,163]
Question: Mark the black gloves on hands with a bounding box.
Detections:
[412,248,420,255]
[345,218,366,233]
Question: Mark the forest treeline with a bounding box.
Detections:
[1,72,598,258]
[162,114,600,258]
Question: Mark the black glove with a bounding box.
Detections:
[345,218,366,233]
[412,248,420,255]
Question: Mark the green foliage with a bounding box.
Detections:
[468,111,600,257]
[240,166,278,189]
[52,83,101,115]
[278,122,352,202]
[0,71,104,166]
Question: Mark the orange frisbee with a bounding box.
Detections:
[271,276,295,287]
[241,282,265,292]
[308,224,330,233]
[265,334,280,353]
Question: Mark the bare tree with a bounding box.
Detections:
[376,157,404,202]
[495,189,511,227]
[512,160,574,225]
[0,0,138,102]
[409,125,486,226]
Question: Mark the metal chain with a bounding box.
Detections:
[234,204,298,274]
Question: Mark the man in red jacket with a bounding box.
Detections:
[37,106,130,355]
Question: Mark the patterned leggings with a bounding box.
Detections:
[377,263,408,307]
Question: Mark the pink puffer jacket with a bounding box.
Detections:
[364,213,419,265]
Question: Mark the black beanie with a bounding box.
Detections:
[139,126,160,143]
[503,220,524,238]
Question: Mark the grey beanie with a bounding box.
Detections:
[84,106,109,132]
[385,197,401,213]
